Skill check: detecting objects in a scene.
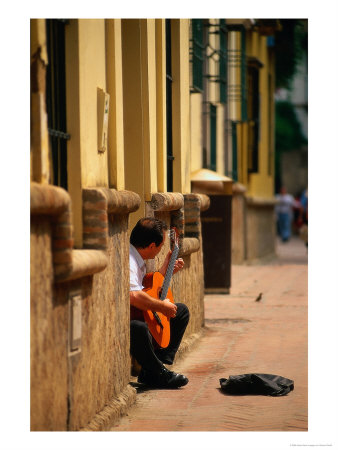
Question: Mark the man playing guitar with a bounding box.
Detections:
[129,217,190,389]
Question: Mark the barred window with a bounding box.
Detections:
[209,103,217,171]
[247,59,262,173]
[190,19,204,92]
[46,19,70,190]
[219,19,228,104]
[231,121,238,182]
[240,27,247,122]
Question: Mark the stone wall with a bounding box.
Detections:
[31,183,139,431]
[31,183,209,430]
[231,183,247,265]
[69,215,134,431]
[30,216,68,430]
[231,183,277,265]
[245,196,276,262]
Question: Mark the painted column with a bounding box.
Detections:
[171,19,191,194]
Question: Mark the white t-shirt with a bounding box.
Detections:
[275,193,295,216]
[129,244,146,291]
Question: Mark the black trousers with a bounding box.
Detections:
[130,303,189,373]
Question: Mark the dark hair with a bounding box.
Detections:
[130,217,168,248]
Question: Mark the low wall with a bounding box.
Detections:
[31,215,68,430]
[245,196,277,262]
[31,183,139,431]
[231,184,276,264]
[231,183,247,265]
[31,183,209,431]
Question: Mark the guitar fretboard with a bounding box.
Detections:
[160,244,179,300]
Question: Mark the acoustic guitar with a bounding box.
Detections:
[142,228,180,348]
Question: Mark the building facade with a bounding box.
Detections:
[188,19,279,263]
[30,18,279,430]
[30,18,209,431]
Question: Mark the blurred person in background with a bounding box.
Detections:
[275,186,299,242]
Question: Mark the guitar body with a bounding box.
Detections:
[142,271,174,349]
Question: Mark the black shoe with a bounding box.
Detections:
[138,366,189,389]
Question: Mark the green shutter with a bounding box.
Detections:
[210,104,217,171]
[231,121,238,182]
[191,19,204,92]
[219,19,227,104]
[240,28,247,121]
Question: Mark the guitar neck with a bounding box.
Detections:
[160,244,179,300]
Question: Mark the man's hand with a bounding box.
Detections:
[161,299,177,318]
[173,257,184,274]
[130,290,177,318]
[159,250,184,276]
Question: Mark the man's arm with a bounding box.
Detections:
[158,250,184,277]
[130,290,177,318]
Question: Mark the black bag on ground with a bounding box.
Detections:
[219,373,294,396]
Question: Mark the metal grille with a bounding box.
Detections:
[46,19,69,190]
[209,104,217,171]
[202,20,228,104]
[240,28,247,121]
[227,25,247,121]
[190,19,204,92]
[219,19,228,104]
[231,121,238,182]
[247,63,259,173]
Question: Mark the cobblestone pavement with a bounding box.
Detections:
[110,237,308,441]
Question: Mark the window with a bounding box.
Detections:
[190,19,230,173]
[240,28,247,122]
[219,19,228,104]
[209,104,217,171]
[227,24,249,181]
[46,19,70,190]
[200,19,228,104]
[231,121,238,182]
[247,59,261,173]
[190,19,204,93]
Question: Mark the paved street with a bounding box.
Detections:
[110,236,308,439]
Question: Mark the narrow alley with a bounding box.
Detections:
[110,236,308,439]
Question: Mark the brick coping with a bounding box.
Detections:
[31,182,141,282]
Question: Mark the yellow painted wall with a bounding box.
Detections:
[30,19,50,185]
[78,19,109,188]
[247,34,274,198]
[171,19,191,194]
[228,31,242,122]
[155,19,167,193]
[140,19,158,198]
[66,19,110,247]
[216,104,225,175]
[122,19,161,229]
[31,19,48,63]
[190,93,203,173]
[122,19,146,227]
[65,20,82,247]
[237,121,248,185]
[106,19,125,190]
[36,17,277,247]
